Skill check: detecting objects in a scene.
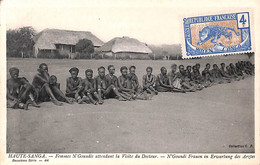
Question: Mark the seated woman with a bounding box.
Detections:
[185,65,192,80]
[177,65,198,92]
[186,65,203,88]
[83,69,103,105]
[104,65,126,101]
[190,65,209,88]
[7,67,40,110]
[128,66,142,93]
[226,65,241,81]
[229,63,244,80]
[49,75,75,103]
[168,64,185,92]
[235,62,248,79]
[32,63,72,106]
[65,67,86,104]
[142,66,158,95]
[219,63,233,79]
[202,63,214,86]
[118,66,136,101]
[240,61,253,75]
[119,66,150,100]
[156,67,183,92]
[245,61,254,75]
[95,66,107,103]
[195,63,201,75]
[211,64,231,84]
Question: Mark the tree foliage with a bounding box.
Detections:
[7,26,36,58]
[75,39,94,56]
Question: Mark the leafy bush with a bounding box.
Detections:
[37,50,69,59]
[155,55,164,60]
[74,52,92,59]
[103,54,113,59]
[55,51,69,59]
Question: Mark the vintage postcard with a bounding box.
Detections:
[0,0,259,165]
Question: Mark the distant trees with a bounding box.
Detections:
[75,39,94,59]
[148,44,182,60]
[7,26,36,58]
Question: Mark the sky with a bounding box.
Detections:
[3,0,256,45]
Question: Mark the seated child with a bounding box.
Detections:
[32,63,72,106]
[7,67,39,110]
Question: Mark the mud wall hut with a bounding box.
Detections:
[33,29,104,58]
[96,36,152,59]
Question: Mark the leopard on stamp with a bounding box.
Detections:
[183,12,252,58]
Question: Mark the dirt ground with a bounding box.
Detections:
[6,57,254,153]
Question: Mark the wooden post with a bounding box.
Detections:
[69,47,71,59]
[35,48,38,58]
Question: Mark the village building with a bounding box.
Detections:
[33,29,104,58]
[96,36,152,59]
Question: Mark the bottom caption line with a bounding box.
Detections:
[8,153,255,162]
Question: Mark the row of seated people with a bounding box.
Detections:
[7,61,254,110]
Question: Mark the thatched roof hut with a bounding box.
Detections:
[97,36,152,59]
[33,29,104,58]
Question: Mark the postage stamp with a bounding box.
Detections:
[182,12,252,58]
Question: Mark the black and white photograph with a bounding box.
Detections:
[0,0,259,164]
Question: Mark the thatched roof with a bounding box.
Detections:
[33,29,104,49]
[96,36,152,54]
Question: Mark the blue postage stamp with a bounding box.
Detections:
[182,12,252,58]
